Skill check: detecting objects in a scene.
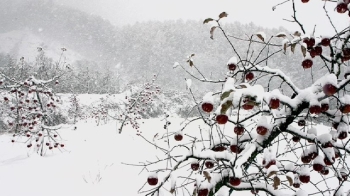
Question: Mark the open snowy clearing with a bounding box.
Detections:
[0,117,257,196]
[0,117,349,196]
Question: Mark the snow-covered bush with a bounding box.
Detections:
[0,48,70,155]
[133,2,350,196]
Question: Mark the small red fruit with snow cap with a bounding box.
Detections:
[191,161,200,171]
[309,104,321,115]
[269,98,280,109]
[205,160,214,169]
[245,72,254,81]
[201,103,213,113]
[321,37,330,47]
[234,125,244,135]
[323,83,337,96]
[201,92,214,113]
[227,56,238,71]
[256,116,269,136]
[198,188,209,196]
[313,156,325,172]
[301,154,311,164]
[230,143,243,154]
[174,132,183,141]
[299,166,310,183]
[147,173,158,186]
[229,177,241,186]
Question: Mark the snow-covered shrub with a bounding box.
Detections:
[0,48,70,155]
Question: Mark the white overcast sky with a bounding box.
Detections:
[55,0,349,35]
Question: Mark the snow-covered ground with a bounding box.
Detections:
[0,119,160,196]
[0,114,348,196]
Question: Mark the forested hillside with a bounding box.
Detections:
[0,0,328,96]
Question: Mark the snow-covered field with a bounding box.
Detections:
[0,114,348,196]
[0,119,162,196]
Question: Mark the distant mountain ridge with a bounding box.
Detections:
[0,0,327,96]
[0,0,117,63]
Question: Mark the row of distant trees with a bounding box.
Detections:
[0,51,124,94]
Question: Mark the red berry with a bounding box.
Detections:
[298,119,306,126]
[292,136,300,142]
[216,114,228,124]
[301,0,309,3]
[315,46,323,55]
[228,63,236,71]
[338,131,348,140]
[309,105,321,114]
[293,183,300,188]
[264,160,276,169]
[60,144,64,147]
[323,83,337,96]
[337,3,348,13]
[205,160,214,169]
[229,177,241,186]
[230,144,241,154]
[299,175,310,183]
[309,48,317,58]
[201,102,214,113]
[302,59,313,69]
[191,162,200,171]
[321,38,330,47]
[147,177,158,186]
[198,189,209,196]
[301,155,311,164]
[269,98,280,109]
[245,72,254,81]
[256,126,268,135]
[234,126,245,135]
[313,163,324,172]
[242,103,254,110]
[174,134,183,141]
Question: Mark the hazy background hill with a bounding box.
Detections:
[0,0,327,97]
